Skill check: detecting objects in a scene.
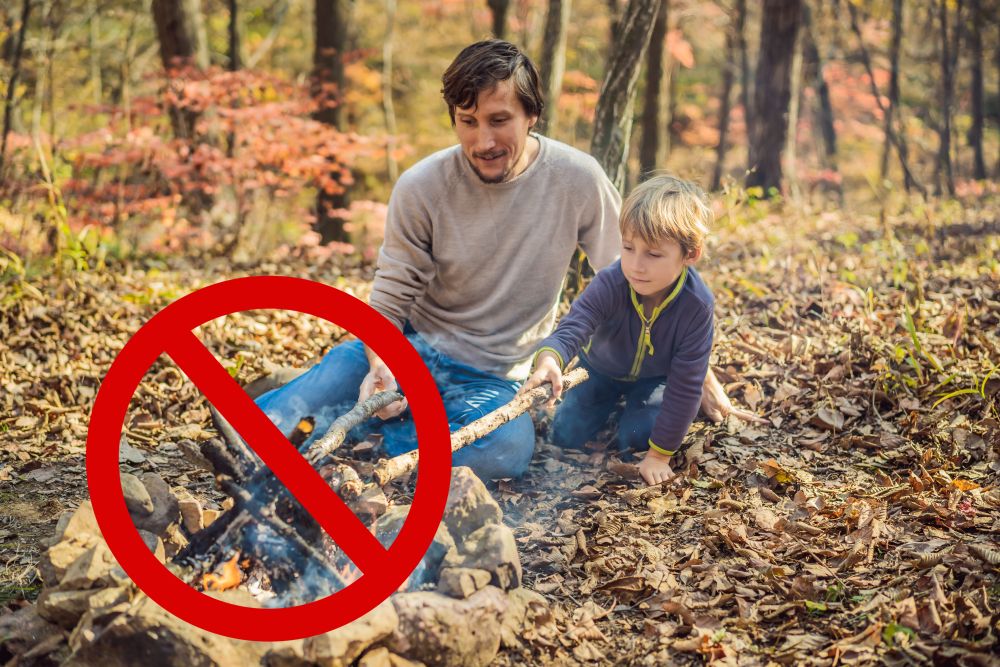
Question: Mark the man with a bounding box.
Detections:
[255,40,752,481]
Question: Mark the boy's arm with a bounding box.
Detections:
[535,268,618,370]
[647,307,714,457]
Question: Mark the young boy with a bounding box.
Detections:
[519,175,714,485]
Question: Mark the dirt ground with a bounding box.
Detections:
[2,197,998,664]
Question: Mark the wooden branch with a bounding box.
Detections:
[372,367,590,486]
[305,390,404,465]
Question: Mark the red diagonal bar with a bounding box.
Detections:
[165,330,389,573]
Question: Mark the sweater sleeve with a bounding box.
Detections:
[648,305,714,455]
[368,175,436,330]
[535,269,617,368]
[577,164,622,272]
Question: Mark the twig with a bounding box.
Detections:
[372,367,590,486]
[305,390,403,465]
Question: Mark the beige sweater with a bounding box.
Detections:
[369,135,622,379]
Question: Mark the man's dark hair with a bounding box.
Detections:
[441,40,544,125]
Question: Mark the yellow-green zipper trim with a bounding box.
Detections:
[626,267,688,379]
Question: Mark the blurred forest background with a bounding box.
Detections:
[0,0,997,267]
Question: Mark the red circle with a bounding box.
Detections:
[86,276,451,641]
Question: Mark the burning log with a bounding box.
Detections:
[372,367,590,486]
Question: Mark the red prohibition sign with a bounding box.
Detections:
[86,276,451,641]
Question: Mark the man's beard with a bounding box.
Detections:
[470,148,521,184]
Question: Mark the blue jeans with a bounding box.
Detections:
[254,333,535,480]
[551,358,666,451]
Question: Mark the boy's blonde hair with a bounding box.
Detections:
[619,174,712,258]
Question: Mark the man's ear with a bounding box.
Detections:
[686,246,703,264]
[528,115,538,129]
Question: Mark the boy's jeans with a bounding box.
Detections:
[254,332,535,480]
[551,357,666,452]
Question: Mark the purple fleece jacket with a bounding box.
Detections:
[537,260,714,454]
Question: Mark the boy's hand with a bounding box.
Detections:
[516,352,564,408]
[638,448,675,485]
[359,356,408,420]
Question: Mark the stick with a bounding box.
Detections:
[305,390,403,465]
[372,367,590,486]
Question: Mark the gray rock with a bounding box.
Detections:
[64,589,276,667]
[373,506,456,589]
[357,646,426,667]
[36,589,97,629]
[0,604,64,661]
[60,542,118,590]
[121,472,154,516]
[388,587,507,667]
[436,567,492,600]
[132,473,179,537]
[444,523,522,590]
[442,467,501,545]
[302,599,399,667]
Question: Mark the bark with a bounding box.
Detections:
[487,0,509,39]
[638,0,669,179]
[745,0,802,196]
[227,0,242,71]
[151,0,209,139]
[783,13,804,199]
[373,368,590,486]
[590,0,663,191]
[880,0,910,188]
[847,2,925,195]
[711,3,737,191]
[383,0,398,181]
[538,0,571,134]
[0,0,31,183]
[735,0,751,160]
[313,0,350,242]
[606,0,621,54]
[968,0,985,179]
[801,2,837,171]
[936,0,955,195]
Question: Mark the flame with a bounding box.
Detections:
[202,554,243,591]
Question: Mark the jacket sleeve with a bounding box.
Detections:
[577,162,622,272]
[648,305,714,455]
[368,175,436,330]
[534,269,617,369]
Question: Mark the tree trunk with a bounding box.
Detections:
[89,0,101,104]
[228,0,242,71]
[0,0,31,183]
[591,0,662,191]
[848,2,924,196]
[487,0,509,39]
[313,0,350,243]
[735,0,751,162]
[538,0,571,134]
[880,0,908,187]
[800,2,837,171]
[968,0,985,179]
[710,1,736,191]
[606,0,621,55]
[936,0,955,195]
[783,15,804,200]
[383,0,398,182]
[151,0,209,139]
[638,0,669,179]
[745,0,801,196]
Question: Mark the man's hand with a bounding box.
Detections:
[516,352,563,408]
[359,354,408,420]
[700,368,767,424]
[638,448,675,485]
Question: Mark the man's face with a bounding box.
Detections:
[454,78,538,184]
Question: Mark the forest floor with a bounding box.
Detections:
[1,195,998,665]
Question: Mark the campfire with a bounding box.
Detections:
[0,373,581,666]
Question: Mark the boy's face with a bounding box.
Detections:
[621,232,700,303]
[454,78,538,184]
